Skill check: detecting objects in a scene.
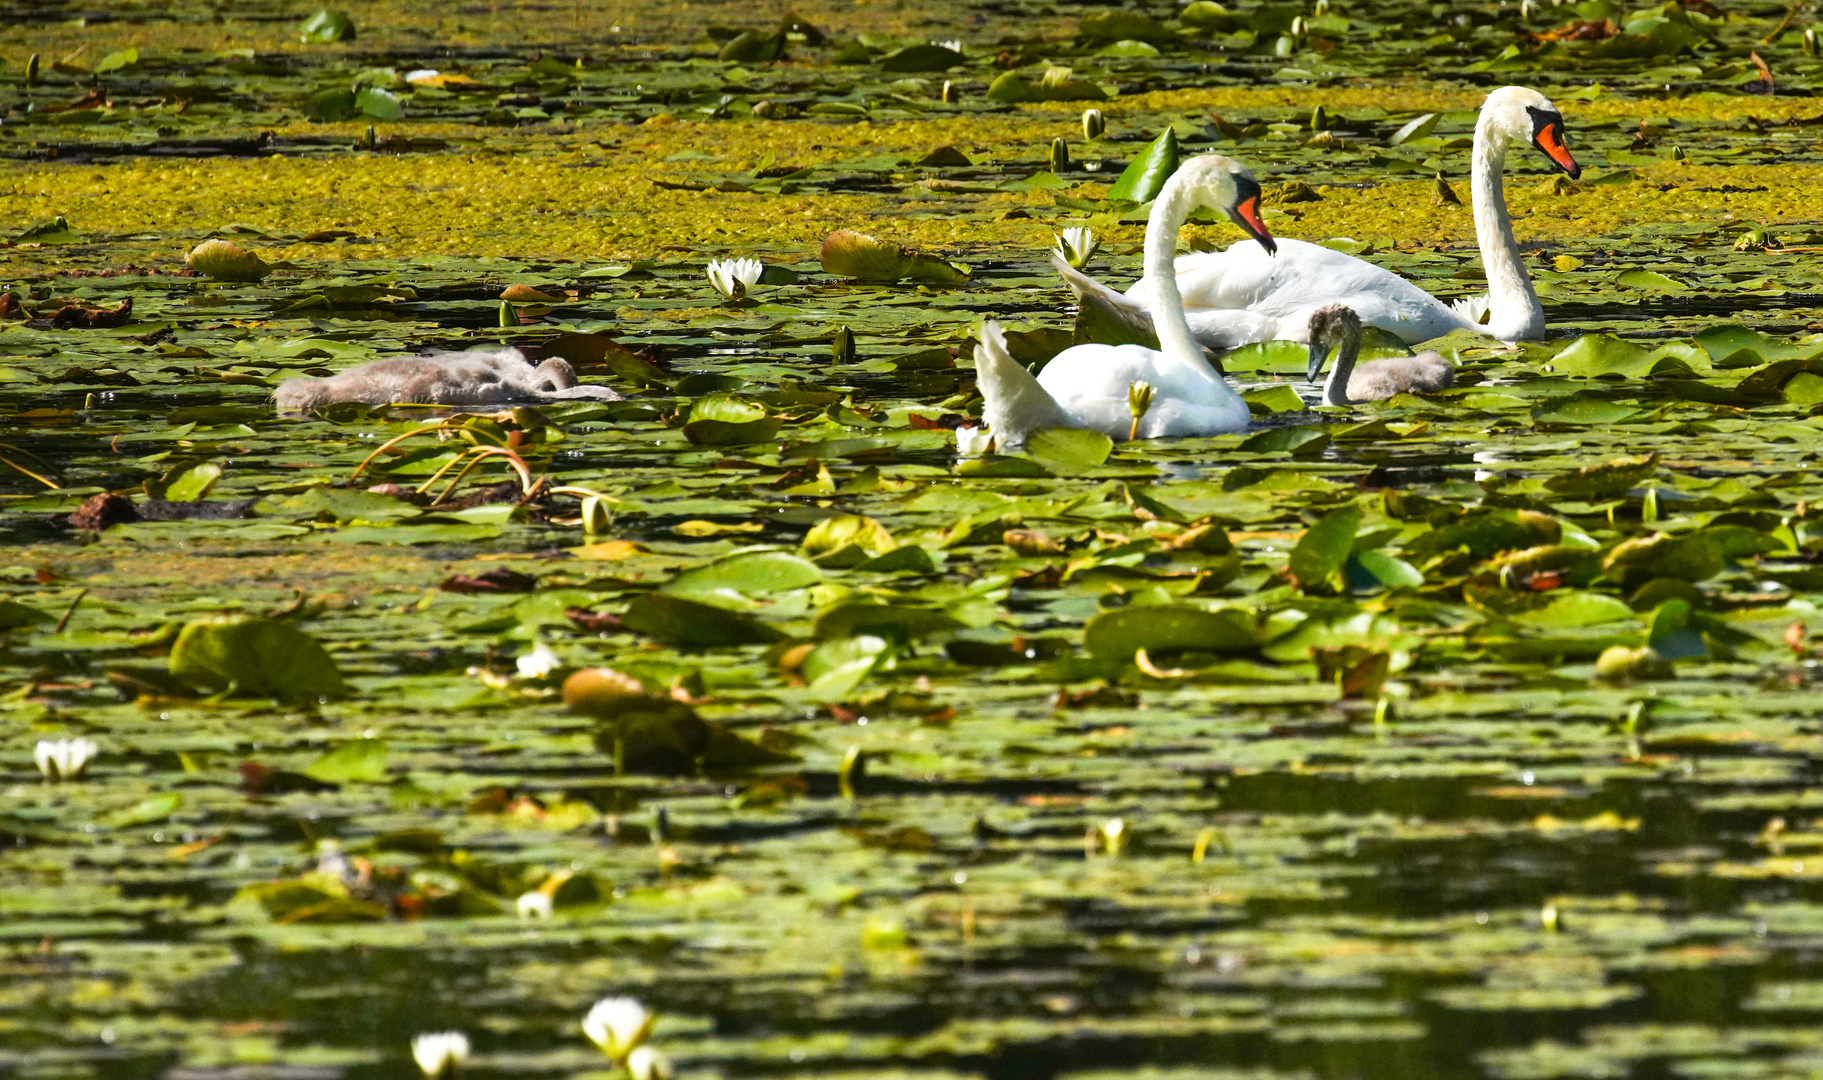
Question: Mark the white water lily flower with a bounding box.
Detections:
[516,890,554,919]
[627,1045,674,1080]
[706,257,764,300]
[1052,226,1099,270]
[933,38,963,52]
[404,69,442,84]
[412,1031,470,1078]
[954,425,995,457]
[34,737,97,781]
[582,996,654,1061]
[515,640,561,679]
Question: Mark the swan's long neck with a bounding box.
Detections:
[1471,114,1543,341]
[1323,325,1359,407]
[1144,181,1219,378]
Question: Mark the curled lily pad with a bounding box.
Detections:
[664,550,822,598]
[985,70,1109,103]
[300,9,355,42]
[1180,2,1238,30]
[1544,453,1658,498]
[186,239,271,282]
[879,44,963,72]
[1106,127,1180,203]
[682,394,783,445]
[803,514,896,566]
[620,593,782,647]
[719,30,788,62]
[1288,504,1362,592]
[1076,10,1175,41]
[1083,605,1262,662]
[564,668,795,775]
[168,616,348,700]
[819,229,969,283]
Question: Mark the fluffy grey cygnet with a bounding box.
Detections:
[273,347,622,413]
[1305,305,1455,406]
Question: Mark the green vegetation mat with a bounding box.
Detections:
[7,0,1823,1077]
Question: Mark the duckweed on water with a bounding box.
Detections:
[12,0,1823,1078]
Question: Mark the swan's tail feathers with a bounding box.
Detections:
[1450,293,1491,327]
[975,320,1076,450]
[1051,253,1160,349]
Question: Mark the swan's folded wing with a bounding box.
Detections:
[1050,254,1159,348]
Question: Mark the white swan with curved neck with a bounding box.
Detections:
[970,155,1273,450]
[1055,86,1580,347]
[1306,304,1454,406]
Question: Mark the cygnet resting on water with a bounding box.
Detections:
[272,347,623,414]
[1305,305,1455,406]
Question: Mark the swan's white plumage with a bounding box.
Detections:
[1057,85,1578,348]
[973,155,1260,450]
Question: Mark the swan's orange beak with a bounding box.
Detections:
[1531,118,1581,180]
[1229,192,1277,255]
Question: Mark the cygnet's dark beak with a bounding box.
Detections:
[1306,337,1329,384]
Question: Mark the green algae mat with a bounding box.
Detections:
[13,1,1823,1078]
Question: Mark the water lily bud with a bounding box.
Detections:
[1099,818,1128,856]
[34,737,98,782]
[1310,104,1328,131]
[581,494,614,535]
[1807,27,1818,55]
[581,997,654,1061]
[186,239,271,283]
[1520,0,1536,18]
[24,53,38,86]
[497,300,518,327]
[411,1031,470,1079]
[838,744,867,799]
[627,1046,674,1080]
[1275,33,1295,56]
[1595,645,1674,683]
[1540,902,1560,932]
[1290,14,1307,39]
[1128,379,1155,421]
[1671,143,1686,160]
[516,890,554,919]
[940,80,955,103]
[1314,0,1329,12]
[1049,136,1069,173]
[1081,107,1105,140]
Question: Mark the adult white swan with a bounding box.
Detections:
[1055,85,1581,347]
[967,155,1274,450]
[1306,304,1455,405]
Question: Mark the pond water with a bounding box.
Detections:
[5,1,1823,1078]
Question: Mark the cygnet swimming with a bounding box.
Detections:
[273,347,622,413]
